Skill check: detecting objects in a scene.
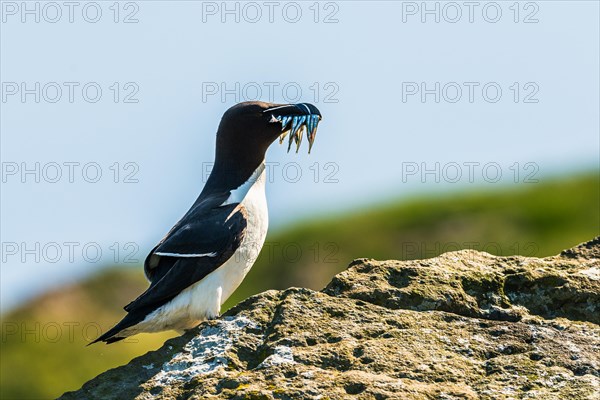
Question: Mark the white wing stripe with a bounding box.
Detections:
[155,252,217,258]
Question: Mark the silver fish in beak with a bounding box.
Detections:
[267,103,322,154]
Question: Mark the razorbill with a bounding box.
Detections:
[91,101,322,344]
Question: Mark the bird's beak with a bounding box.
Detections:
[265,103,322,154]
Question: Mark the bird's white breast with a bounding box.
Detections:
[211,162,269,305]
[133,163,269,334]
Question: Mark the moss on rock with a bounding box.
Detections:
[60,238,600,400]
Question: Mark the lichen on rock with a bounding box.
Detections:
[150,316,258,386]
[60,238,600,399]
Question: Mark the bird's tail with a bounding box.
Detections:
[88,308,150,345]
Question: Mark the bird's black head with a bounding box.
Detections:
[217,101,321,154]
[206,101,322,192]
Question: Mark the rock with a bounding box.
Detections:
[60,238,600,400]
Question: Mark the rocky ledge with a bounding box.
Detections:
[60,238,600,399]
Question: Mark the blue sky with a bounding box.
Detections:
[1,1,599,310]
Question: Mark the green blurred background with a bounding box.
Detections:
[1,172,598,399]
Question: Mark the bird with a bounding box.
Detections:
[91,101,322,344]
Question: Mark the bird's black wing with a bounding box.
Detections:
[143,192,231,282]
[124,202,247,313]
